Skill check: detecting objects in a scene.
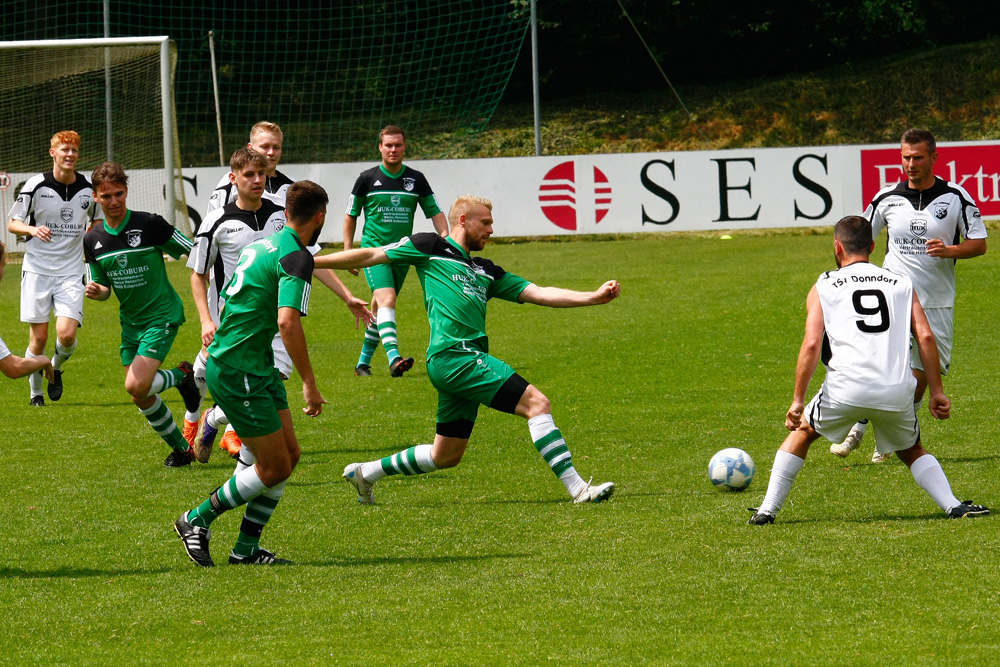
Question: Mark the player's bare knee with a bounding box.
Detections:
[521,387,551,419]
[125,379,152,401]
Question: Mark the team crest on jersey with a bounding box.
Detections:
[402,177,415,192]
[910,218,927,237]
[116,255,128,268]
[933,203,948,219]
[275,220,284,231]
[60,207,74,222]
[391,195,401,206]
[80,195,92,210]
[126,230,142,247]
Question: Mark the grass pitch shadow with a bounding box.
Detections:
[0,565,173,580]
[302,552,532,568]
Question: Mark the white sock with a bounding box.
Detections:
[26,349,43,396]
[559,466,588,498]
[910,454,961,512]
[53,340,76,370]
[216,410,231,427]
[229,464,267,503]
[758,449,806,516]
[146,371,166,397]
[234,444,257,475]
[193,351,209,398]
[852,420,869,438]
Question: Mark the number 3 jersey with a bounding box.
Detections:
[84,210,193,329]
[207,225,313,377]
[816,261,916,411]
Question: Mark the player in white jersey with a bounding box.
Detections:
[748,216,989,524]
[205,121,293,213]
[831,128,988,462]
[188,148,371,462]
[0,242,55,382]
[7,131,102,406]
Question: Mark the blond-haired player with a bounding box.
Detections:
[7,130,102,406]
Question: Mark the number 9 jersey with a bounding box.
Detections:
[816,261,916,411]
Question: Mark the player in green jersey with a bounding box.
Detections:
[83,163,200,467]
[343,125,449,377]
[175,181,329,567]
[317,194,621,504]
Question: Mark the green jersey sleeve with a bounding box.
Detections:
[160,227,194,260]
[488,270,532,303]
[277,250,314,315]
[418,192,442,218]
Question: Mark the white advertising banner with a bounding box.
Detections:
[5,140,998,250]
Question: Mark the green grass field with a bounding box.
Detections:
[2,232,999,665]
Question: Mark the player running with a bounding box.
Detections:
[316,195,619,505]
[83,162,200,467]
[175,180,329,567]
[188,147,370,463]
[7,130,102,406]
[343,125,449,377]
[749,215,989,524]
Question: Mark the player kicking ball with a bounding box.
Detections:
[315,194,619,505]
[748,216,989,525]
[83,162,201,467]
[175,181,329,567]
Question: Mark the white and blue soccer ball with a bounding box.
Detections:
[708,448,756,491]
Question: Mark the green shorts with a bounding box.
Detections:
[206,356,288,438]
[120,321,180,366]
[426,342,524,427]
[364,262,409,293]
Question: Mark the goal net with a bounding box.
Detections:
[0,36,189,248]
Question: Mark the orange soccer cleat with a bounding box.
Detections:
[182,419,198,447]
[220,428,243,458]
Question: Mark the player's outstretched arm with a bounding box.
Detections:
[0,353,54,381]
[787,286,824,431]
[517,280,621,308]
[313,268,375,327]
[313,247,389,271]
[342,214,361,275]
[84,281,111,301]
[277,306,326,417]
[911,293,950,420]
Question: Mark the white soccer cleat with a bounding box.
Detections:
[343,462,375,505]
[830,424,865,458]
[574,479,615,504]
[871,450,894,463]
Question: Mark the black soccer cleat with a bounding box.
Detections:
[29,395,45,407]
[174,513,214,567]
[747,507,776,525]
[47,369,64,401]
[389,356,414,377]
[354,364,372,377]
[947,500,990,519]
[175,361,201,414]
[164,448,195,467]
[228,548,294,565]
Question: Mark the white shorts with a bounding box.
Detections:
[911,307,952,376]
[271,332,292,381]
[20,271,85,325]
[804,391,920,454]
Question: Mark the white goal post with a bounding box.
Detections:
[0,36,189,244]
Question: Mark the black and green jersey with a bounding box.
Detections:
[346,164,442,247]
[383,233,531,359]
[84,210,192,329]
[208,225,313,376]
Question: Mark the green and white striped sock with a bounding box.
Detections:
[232,479,286,559]
[147,367,184,396]
[357,324,380,367]
[139,395,189,452]
[186,465,268,528]
[361,444,436,482]
[528,414,587,498]
[377,307,401,364]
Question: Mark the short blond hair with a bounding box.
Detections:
[448,195,493,228]
[50,130,81,149]
[250,121,283,140]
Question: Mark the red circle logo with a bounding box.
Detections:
[538,161,612,231]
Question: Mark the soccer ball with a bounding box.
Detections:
[708,448,756,491]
